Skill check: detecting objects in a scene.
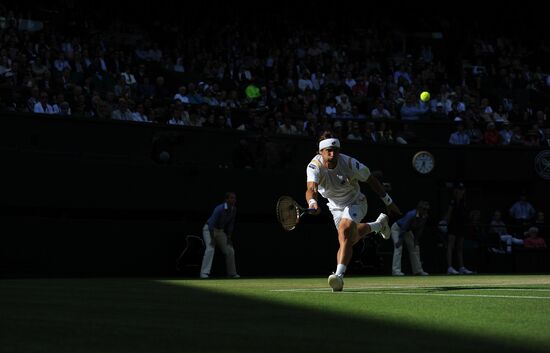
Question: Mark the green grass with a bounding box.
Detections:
[1,275,550,353]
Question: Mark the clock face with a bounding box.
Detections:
[412,151,434,174]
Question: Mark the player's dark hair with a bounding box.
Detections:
[318,131,334,141]
[317,130,343,154]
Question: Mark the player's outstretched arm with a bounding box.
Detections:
[366,175,402,216]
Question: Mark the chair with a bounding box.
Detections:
[175,235,205,273]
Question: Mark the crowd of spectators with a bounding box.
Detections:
[0,2,549,148]
[1,3,548,275]
[463,193,547,256]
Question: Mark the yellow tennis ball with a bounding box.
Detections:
[420,91,430,102]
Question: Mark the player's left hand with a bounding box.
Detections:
[386,203,402,216]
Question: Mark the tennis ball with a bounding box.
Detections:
[420,91,430,102]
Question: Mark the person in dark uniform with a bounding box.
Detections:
[444,182,474,274]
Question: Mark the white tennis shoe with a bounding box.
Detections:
[459,267,474,275]
[377,213,390,240]
[447,267,459,275]
[328,273,344,292]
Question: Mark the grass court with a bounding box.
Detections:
[1,274,549,353]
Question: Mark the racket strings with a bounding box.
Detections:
[277,198,299,230]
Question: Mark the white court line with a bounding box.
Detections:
[466,288,550,292]
[270,284,550,292]
[270,289,550,299]
[355,292,550,300]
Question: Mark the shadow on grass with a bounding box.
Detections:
[0,278,547,353]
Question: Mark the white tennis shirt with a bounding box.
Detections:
[306,153,371,209]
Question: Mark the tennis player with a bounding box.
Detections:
[305,131,401,291]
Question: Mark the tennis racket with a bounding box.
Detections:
[276,195,315,231]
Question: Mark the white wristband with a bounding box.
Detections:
[308,199,318,206]
[381,194,393,206]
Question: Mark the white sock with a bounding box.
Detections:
[368,221,381,233]
[336,264,346,277]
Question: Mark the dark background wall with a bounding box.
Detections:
[1,113,548,277]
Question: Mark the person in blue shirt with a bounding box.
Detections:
[390,201,430,276]
[199,192,240,279]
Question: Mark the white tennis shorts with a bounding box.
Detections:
[328,195,368,229]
